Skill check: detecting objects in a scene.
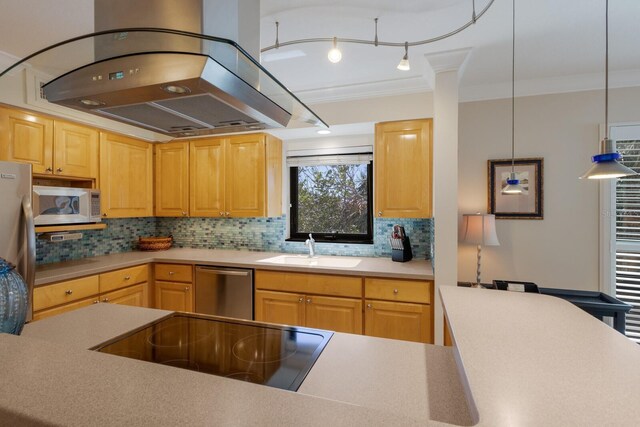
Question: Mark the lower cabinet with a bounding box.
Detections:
[364,300,432,343]
[32,297,97,321]
[255,290,362,334]
[101,283,148,306]
[155,281,193,312]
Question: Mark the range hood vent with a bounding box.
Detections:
[6,0,327,137]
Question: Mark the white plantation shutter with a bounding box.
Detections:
[614,139,640,342]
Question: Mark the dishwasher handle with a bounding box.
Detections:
[196,267,251,277]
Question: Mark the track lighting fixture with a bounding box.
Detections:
[327,37,342,63]
[397,42,410,71]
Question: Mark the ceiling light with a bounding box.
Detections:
[580,0,636,180]
[161,84,191,95]
[397,42,410,71]
[327,37,342,63]
[501,0,523,195]
[80,99,105,107]
[317,129,331,135]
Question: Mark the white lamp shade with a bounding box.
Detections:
[460,213,500,246]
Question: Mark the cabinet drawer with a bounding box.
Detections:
[154,263,193,283]
[33,276,100,311]
[32,296,98,321]
[365,278,431,304]
[256,270,362,298]
[99,264,149,293]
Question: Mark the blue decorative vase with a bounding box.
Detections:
[0,258,28,335]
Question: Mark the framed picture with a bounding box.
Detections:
[488,158,543,219]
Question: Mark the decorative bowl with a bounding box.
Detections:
[138,235,172,251]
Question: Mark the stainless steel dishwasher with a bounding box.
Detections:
[195,266,254,320]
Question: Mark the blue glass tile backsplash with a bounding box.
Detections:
[36,216,433,265]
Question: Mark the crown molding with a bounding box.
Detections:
[0,50,25,75]
[296,75,431,105]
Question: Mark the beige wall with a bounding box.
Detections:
[458,87,640,290]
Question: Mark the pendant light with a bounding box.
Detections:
[502,0,524,195]
[580,0,637,179]
[327,37,342,63]
[397,42,410,71]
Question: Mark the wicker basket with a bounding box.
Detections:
[138,235,172,251]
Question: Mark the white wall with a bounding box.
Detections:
[458,87,640,291]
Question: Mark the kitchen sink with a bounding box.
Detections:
[257,255,362,268]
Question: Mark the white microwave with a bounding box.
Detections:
[32,186,101,226]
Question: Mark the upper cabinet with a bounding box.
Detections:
[374,119,432,218]
[155,141,189,217]
[155,133,282,218]
[100,132,153,218]
[0,107,98,179]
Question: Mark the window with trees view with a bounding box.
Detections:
[289,160,373,243]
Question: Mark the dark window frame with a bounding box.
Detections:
[288,162,374,244]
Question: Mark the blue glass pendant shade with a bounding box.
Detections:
[0,258,28,335]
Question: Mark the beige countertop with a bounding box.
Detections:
[440,286,640,426]
[15,304,466,426]
[35,248,433,286]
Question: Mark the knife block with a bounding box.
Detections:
[391,236,413,262]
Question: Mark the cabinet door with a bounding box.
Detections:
[101,283,149,308]
[155,281,193,312]
[374,119,432,218]
[190,138,225,217]
[53,121,99,178]
[225,134,265,217]
[255,290,305,327]
[100,133,153,218]
[155,141,189,217]
[0,107,53,174]
[306,295,363,334]
[364,300,432,343]
[32,297,98,321]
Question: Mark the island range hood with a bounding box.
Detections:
[39,0,326,137]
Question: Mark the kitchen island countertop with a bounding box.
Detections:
[35,247,433,286]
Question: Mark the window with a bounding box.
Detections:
[289,153,373,243]
[613,135,640,343]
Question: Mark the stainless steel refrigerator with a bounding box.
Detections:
[0,161,36,322]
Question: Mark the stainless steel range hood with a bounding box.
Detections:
[37,0,326,137]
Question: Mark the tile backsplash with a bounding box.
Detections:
[36,216,433,265]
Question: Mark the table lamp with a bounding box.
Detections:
[460,213,500,287]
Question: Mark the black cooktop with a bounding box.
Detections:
[93,313,333,391]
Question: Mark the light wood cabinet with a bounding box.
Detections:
[0,107,53,174]
[33,276,100,312]
[255,290,305,327]
[190,138,225,217]
[0,108,99,179]
[155,141,189,217]
[154,134,281,218]
[374,119,432,218]
[364,300,432,343]
[154,263,194,312]
[155,281,193,312]
[255,270,363,334]
[32,297,97,321]
[53,121,99,179]
[99,264,149,294]
[100,132,153,218]
[101,283,148,307]
[364,278,433,343]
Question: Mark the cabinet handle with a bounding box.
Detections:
[225,212,230,217]
[182,211,187,216]
[103,213,108,217]
[45,167,53,173]
[169,271,175,275]
[298,297,303,303]
[65,289,73,295]
[306,298,312,304]
[93,300,100,304]
[367,303,372,309]
[377,211,382,217]
[124,275,131,280]
[393,288,399,294]
[102,297,110,303]
[56,167,63,173]
[184,287,190,292]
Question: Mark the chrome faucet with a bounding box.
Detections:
[305,233,316,258]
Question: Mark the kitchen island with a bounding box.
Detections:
[2,287,639,425]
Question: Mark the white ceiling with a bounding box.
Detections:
[0,0,639,106]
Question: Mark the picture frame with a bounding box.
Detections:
[488,158,543,219]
